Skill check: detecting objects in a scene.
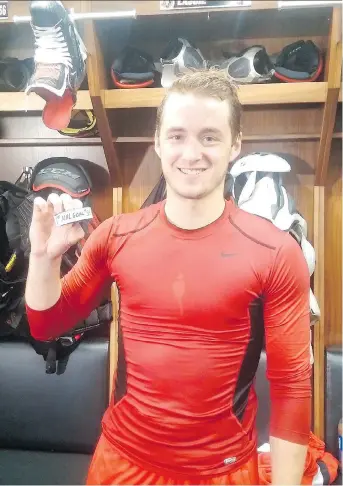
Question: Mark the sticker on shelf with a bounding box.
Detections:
[54,207,93,227]
[0,1,8,19]
[160,1,251,11]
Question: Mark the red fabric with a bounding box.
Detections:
[26,199,312,477]
[258,433,339,485]
[86,433,259,485]
[321,452,341,484]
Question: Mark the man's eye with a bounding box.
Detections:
[169,135,181,140]
[203,136,216,143]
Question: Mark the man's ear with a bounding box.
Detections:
[154,132,161,159]
[229,132,242,163]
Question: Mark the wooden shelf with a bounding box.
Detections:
[0,138,102,146]
[0,91,92,112]
[0,137,151,146]
[0,137,150,146]
[104,83,328,109]
[0,133,325,147]
[0,84,329,113]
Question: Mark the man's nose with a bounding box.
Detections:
[182,139,202,162]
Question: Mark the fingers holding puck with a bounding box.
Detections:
[54,195,92,227]
[47,192,63,214]
[33,193,92,227]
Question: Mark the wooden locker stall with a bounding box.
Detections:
[0,0,342,440]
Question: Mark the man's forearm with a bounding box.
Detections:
[25,254,62,310]
[270,436,307,485]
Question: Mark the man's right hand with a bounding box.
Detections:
[29,192,85,261]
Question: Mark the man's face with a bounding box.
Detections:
[155,93,241,200]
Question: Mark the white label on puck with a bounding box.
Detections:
[54,207,93,226]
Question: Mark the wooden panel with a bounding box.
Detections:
[240,139,319,174]
[316,7,342,185]
[120,144,162,213]
[334,103,342,135]
[242,105,324,137]
[92,186,113,221]
[315,85,342,184]
[324,140,342,347]
[0,113,65,138]
[95,4,330,38]
[109,187,123,401]
[108,105,324,139]
[313,186,325,440]
[83,14,123,186]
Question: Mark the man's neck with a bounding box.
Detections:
[164,189,226,230]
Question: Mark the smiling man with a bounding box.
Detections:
[25,70,312,485]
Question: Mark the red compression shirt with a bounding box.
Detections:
[26,199,312,477]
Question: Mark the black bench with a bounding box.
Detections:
[0,338,109,485]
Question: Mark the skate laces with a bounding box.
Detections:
[32,22,72,69]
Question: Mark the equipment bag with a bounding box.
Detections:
[0,158,112,374]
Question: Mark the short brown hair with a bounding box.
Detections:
[156,70,242,142]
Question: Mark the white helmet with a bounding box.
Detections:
[237,173,282,221]
[230,153,291,222]
[160,38,206,88]
[225,45,275,84]
[230,152,320,326]
[230,152,291,178]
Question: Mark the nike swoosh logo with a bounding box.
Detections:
[221,252,237,258]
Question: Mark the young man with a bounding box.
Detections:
[25,70,312,485]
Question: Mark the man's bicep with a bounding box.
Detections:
[263,235,311,383]
[263,235,312,444]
